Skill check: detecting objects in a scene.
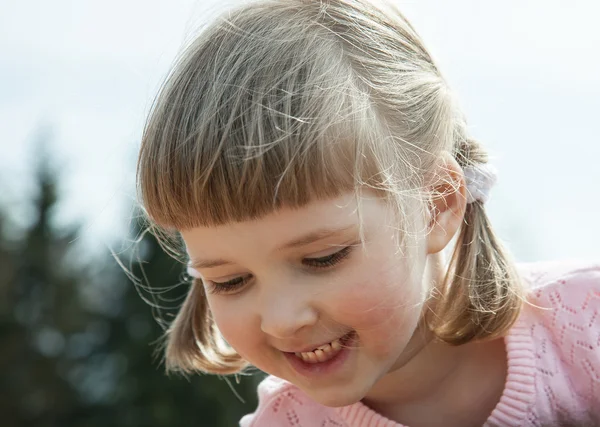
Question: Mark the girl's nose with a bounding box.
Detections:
[259,291,318,339]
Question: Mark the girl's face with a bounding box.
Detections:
[181,192,432,407]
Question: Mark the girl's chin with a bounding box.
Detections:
[301,382,370,408]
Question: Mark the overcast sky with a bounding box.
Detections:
[1,0,599,263]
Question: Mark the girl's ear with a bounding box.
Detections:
[426,154,467,254]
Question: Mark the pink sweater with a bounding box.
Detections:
[240,261,600,426]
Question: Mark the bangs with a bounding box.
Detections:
[137,7,392,230]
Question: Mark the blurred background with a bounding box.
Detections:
[1,0,599,426]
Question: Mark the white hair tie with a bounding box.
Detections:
[463,163,497,204]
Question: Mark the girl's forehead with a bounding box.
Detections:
[183,193,362,237]
[181,193,393,256]
[186,190,401,232]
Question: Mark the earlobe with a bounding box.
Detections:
[426,155,467,255]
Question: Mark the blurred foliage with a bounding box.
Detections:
[0,132,260,426]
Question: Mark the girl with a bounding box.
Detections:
[136,0,600,425]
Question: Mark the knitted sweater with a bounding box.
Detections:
[239,261,600,426]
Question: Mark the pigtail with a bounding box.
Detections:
[430,139,524,344]
[164,279,248,375]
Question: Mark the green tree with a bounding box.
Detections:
[0,128,89,426]
[0,128,259,427]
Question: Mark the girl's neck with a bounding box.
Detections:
[361,253,508,427]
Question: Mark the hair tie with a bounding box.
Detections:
[463,163,497,204]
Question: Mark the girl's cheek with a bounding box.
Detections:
[207,297,258,353]
[332,266,423,328]
[335,284,413,326]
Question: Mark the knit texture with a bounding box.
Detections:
[239,261,600,427]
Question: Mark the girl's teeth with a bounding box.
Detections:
[295,337,344,363]
[314,349,326,362]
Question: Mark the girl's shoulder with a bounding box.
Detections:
[513,260,600,424]
[518,259,600,295]
[517,258,600,347]
[240,375,338,427]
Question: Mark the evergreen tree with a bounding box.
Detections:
[0,128,88,426]
[0,128,259,426]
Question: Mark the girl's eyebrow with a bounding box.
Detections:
[277,224,357,251]
[190,225,357,270]
[189,258,232,270]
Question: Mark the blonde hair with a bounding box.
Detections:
[137,0,523,375]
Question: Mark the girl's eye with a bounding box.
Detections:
[206,246,353,294]
[208,275,252,295]
[302,246,353,269]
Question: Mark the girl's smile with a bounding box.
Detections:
[284,331,356,377]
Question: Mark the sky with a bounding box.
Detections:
[1,0,599,263]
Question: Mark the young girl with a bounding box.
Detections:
[136,0,600,425]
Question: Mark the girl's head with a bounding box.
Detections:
[137,0,522,406]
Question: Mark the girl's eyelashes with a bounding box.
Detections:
[207,275,252,295]
[207,245,354,295]
[302,245,353,269]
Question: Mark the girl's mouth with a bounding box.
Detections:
[284,331,356,377]
[294,335,345,363]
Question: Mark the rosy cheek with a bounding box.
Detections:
[336,283,413,325]
[332,271,423,344]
